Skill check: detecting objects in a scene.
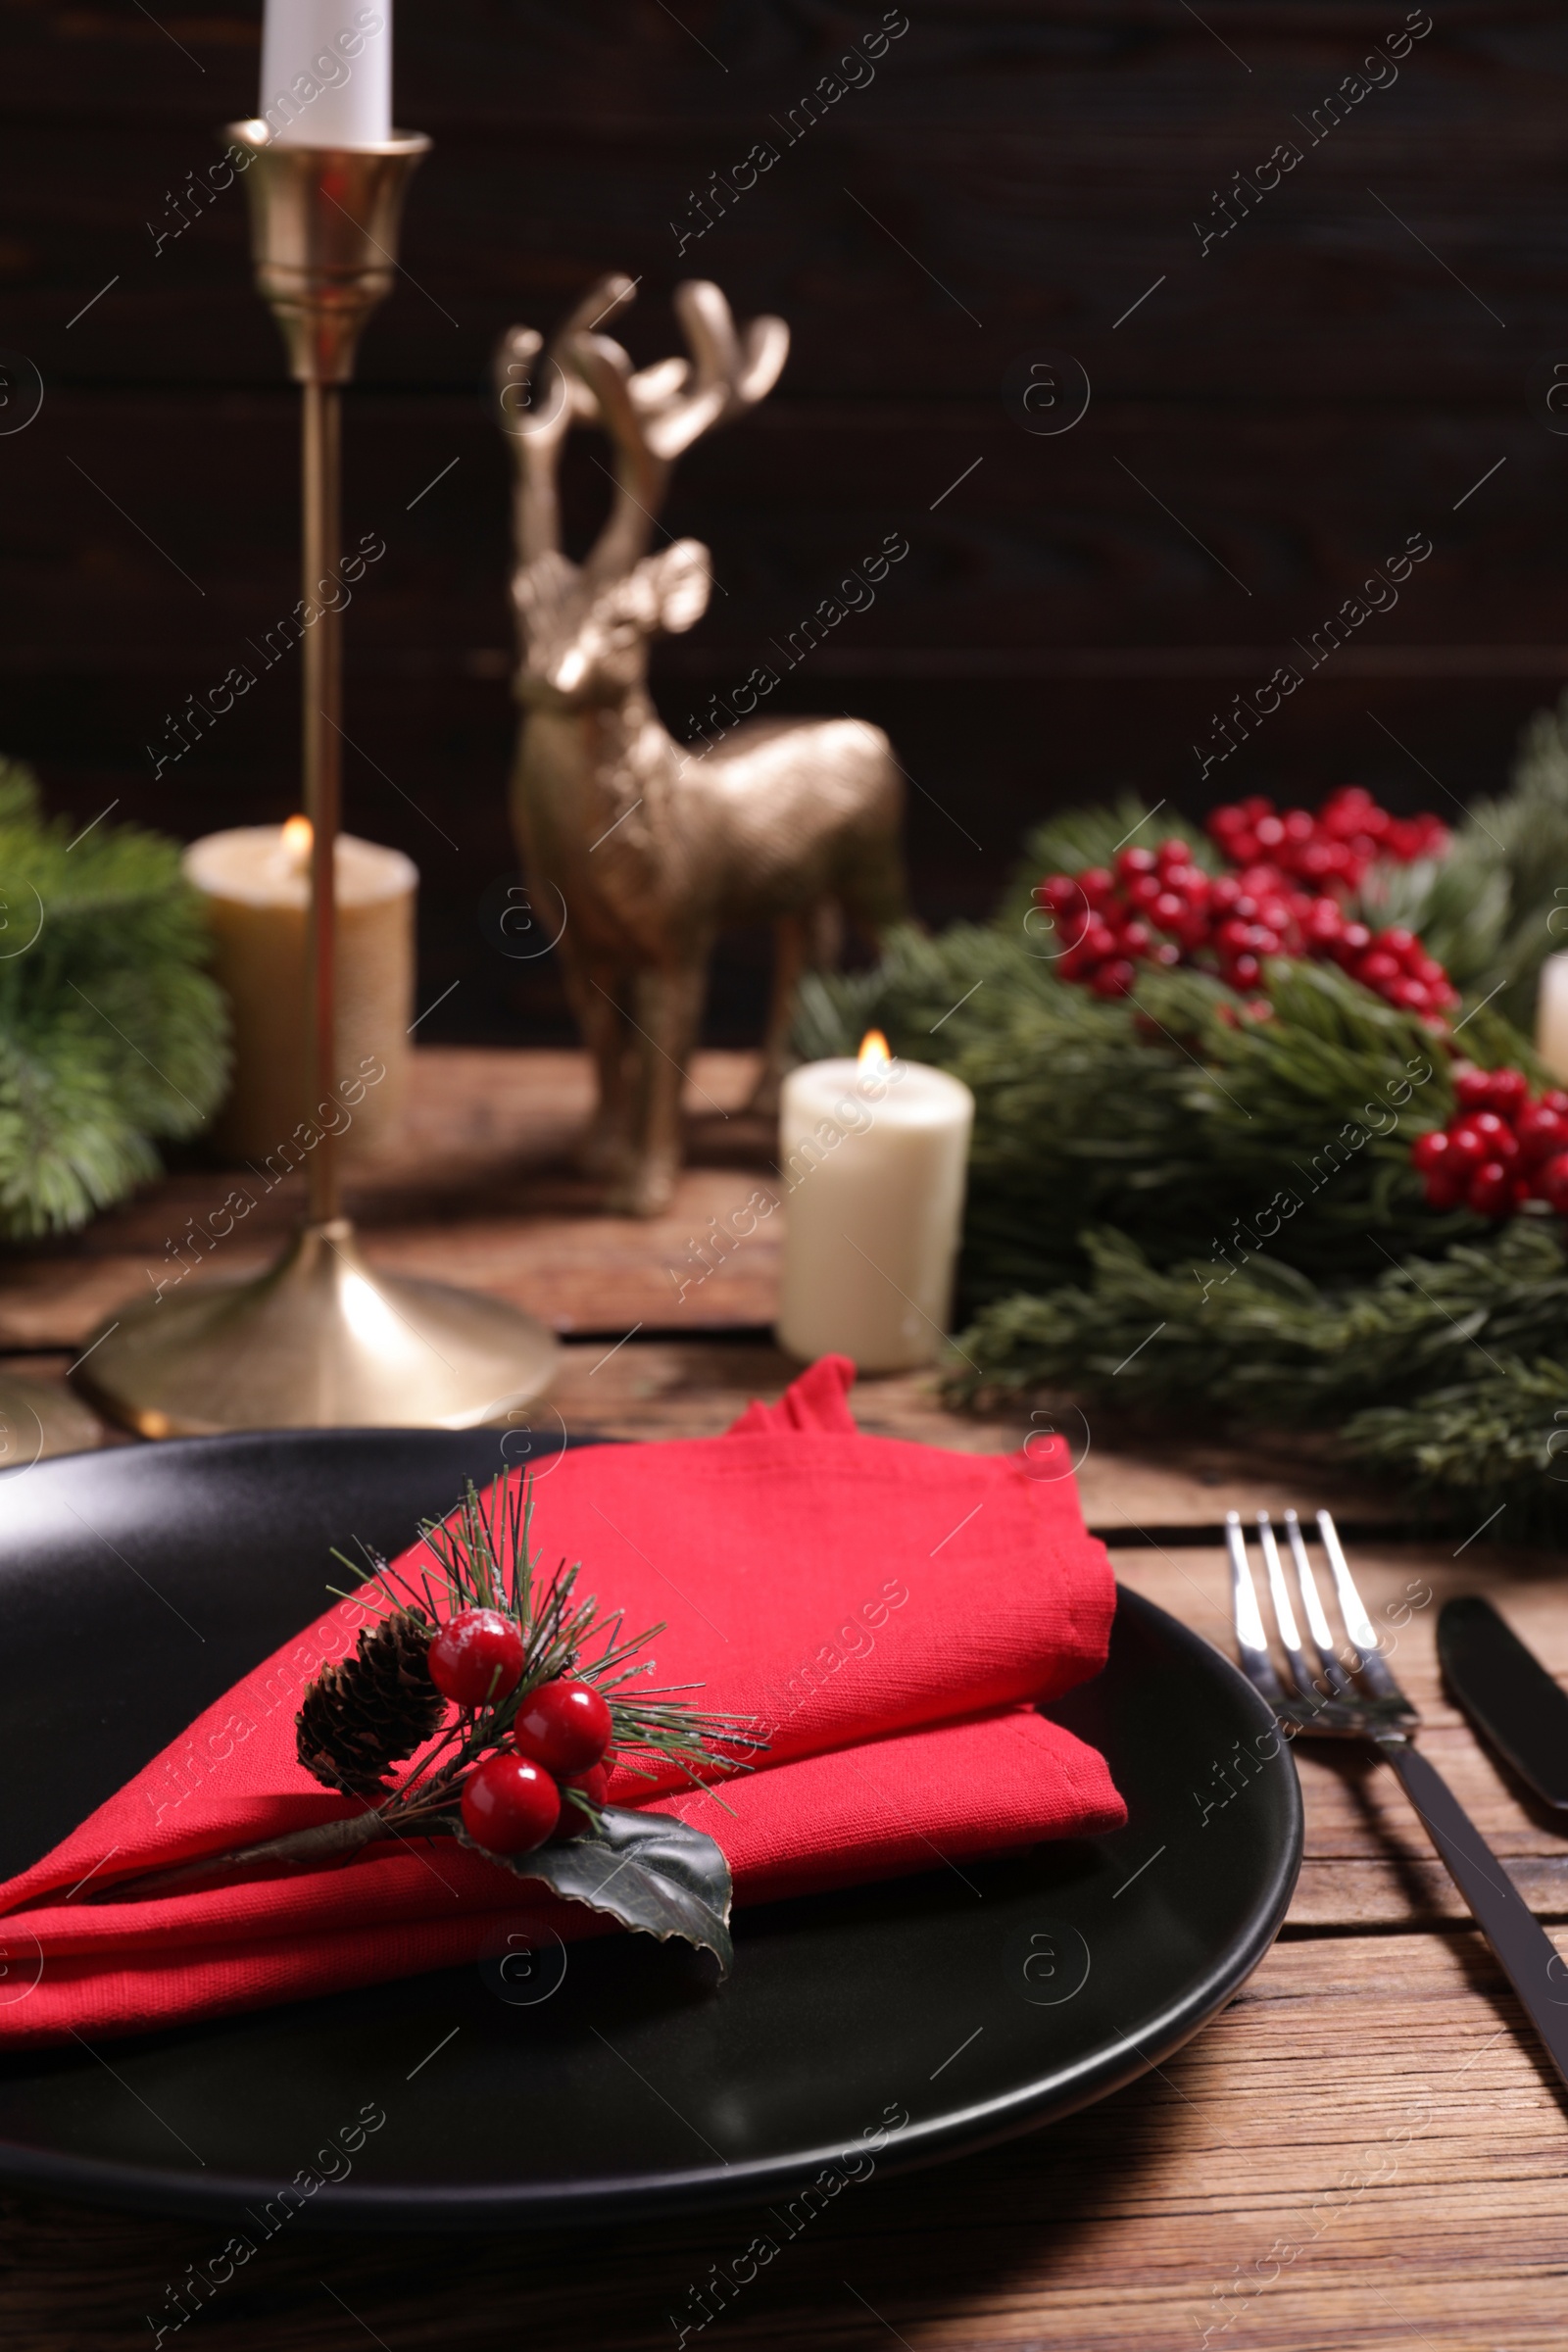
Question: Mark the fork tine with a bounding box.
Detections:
[1256,1512,1315,1699]
[1283,1510,1352,1698]
[1225,1511,1287,1712]
[1315,1509,1409,1709]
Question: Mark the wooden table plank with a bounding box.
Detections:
[544,1340,1398,1531]
[0,1330,1401,1537]
[0,1050,785,1347]
[2,1929,1562,2351]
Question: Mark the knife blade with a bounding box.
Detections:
[1439,1594,1568,1810]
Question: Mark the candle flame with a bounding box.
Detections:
[280,814,313,870]
[858,1029,892,1070]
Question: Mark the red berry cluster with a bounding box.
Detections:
[1410,1065,1568,1220]
[428,1607,614,1858]
[1034,787,1459,1014]
[1208,787,1447,888]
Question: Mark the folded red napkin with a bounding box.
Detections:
[0,1357,1123,2044]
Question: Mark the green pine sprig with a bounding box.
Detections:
[0,760,228,1237]
[335,1474,763,1834]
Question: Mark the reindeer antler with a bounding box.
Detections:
[496,275,788,578]
[493,273,638,562]
[570,280,789,580]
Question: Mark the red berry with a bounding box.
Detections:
[1229,954,1262,988]
[461,1753,560,1855]
[427,1609,525,1709]
[1117,846,1158,877]
[1327,924,1372,968]
[1410,1130,1450,1173]
[1543,1090,1568,1116]
[1090,957,1137,997]
[1079,867,1114,907]
[1357,950,1402,988]
[512,1677,613,1775]
[1515,1104,1568,1168]
[555,1759,613,1838]
[1467,1160,1515,1218]
[1423,1167,1466,1210]
[1445,1124,1488,1170]
[1454,1110,1517,1163]
[1539,1152,1568,1215]
[1483,1068,1531,1120]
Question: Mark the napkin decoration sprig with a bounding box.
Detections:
[103,1477,763,1975]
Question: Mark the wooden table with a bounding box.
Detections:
[2,1052,1565,2351]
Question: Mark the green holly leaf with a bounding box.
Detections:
[454,1805,734,1977]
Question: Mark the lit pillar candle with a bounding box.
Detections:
[184,819,416,1164]
[259,0,393,147]
[776,1033,975,1373]
[1539,954,1568,1084]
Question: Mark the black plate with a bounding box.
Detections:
[0,1430,1300,2229]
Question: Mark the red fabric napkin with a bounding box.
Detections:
[0,1357,1124,2044]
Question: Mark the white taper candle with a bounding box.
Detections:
[259,0,393,147]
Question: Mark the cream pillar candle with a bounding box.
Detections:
[184,819,416,1164]
[776,1034,974,1373]
[1539,953,1568,1085]
[259,0,393,147]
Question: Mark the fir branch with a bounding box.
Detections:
[948,1218,1568,1418]
[0,760,228,1237]
[1342,1357,1568,1531]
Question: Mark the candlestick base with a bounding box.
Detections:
[74,1220,558,1439]
[0,1372,104,1466]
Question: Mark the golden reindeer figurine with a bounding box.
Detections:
[494,273,906,1217]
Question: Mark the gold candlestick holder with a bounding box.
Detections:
[77,122,558,1439]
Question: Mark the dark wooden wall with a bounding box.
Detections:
[5,0,1567,1043]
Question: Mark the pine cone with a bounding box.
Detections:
[297,1607,445,1796]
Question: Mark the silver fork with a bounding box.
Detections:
[1229,1505,1568,2092]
